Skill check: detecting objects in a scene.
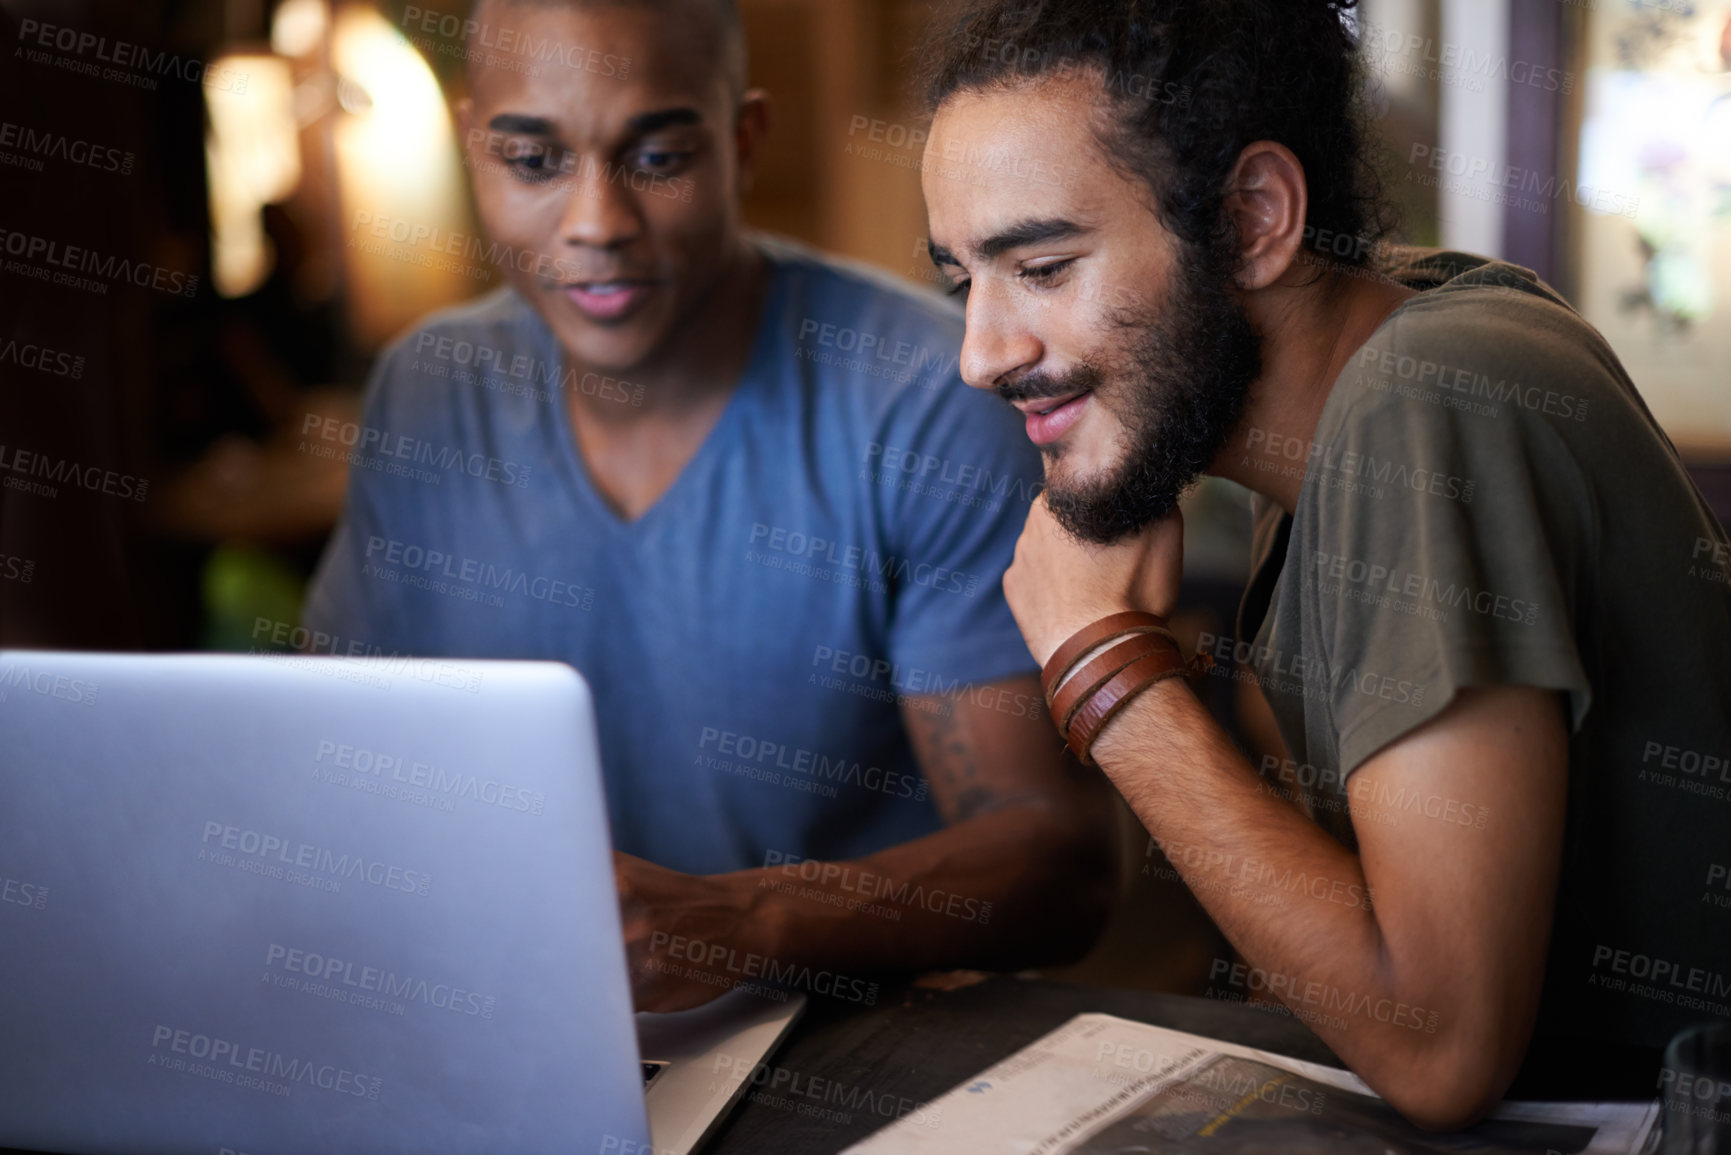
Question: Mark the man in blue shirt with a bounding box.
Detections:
[305,0,1114,1010]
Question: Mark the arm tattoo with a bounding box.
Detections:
[908,702,999,823]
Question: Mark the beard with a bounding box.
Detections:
[998,243,1262,544]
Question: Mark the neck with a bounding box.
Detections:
[1212,266,1415,514]
[564,236,768,425]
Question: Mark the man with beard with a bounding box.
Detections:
[921,0,1731,1132]
[306,0,1117,1014]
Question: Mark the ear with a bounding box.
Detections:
[734,88,773,196]
[1222,141,1307,292]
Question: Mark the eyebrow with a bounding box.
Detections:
[927,239,959,267]
[928,217,1090,270]
[975,217,1088,260]
[486,107,703,139]
[488,113,555,134]
[624,107,703,134]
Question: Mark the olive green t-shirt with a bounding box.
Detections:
[1231,248,1731,1095]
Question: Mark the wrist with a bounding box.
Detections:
[735,867,797,965]
[1088,673,1196,769]
[1050,638,1118,697]
[1031,604,1137,668]
[1043,613,1192,764]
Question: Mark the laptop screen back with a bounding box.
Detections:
[0,651,651,1155]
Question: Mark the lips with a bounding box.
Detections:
[1017,389,1092,446]
[561,280,657,322]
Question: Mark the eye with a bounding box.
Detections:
[1018,257,1076,286]
[504,147,567,184]
[630,148,692,172]
[945,278,970,299]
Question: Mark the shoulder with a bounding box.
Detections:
[1368,248,1630,405]
[361,288,549,424]
[762,231,965,345]
[374,286,544,376]
[1308,280,1608,550]
[761,234,1025,448]
[761,233,965,394]
[754,236,1032,477]
[1333,267,1629,454]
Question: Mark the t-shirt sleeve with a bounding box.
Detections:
[301,342,425,654]
[875,373,1045,689]
[1313,378,1595,777]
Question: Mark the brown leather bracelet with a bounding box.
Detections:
[1050,631,1181,736]
[1040,611,1175,705]
[1065,648,1191,765]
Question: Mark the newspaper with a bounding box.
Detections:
[843,1013,1662,1154]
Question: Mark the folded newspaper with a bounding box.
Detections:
[843,1014,1661,1154]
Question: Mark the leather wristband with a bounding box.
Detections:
[1050,631,1180,736]
[1040,611,1175,706]
[1065,647,1191,765]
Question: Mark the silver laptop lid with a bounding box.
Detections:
[0,651,652,1155]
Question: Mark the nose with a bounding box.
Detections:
[556,155,643,253]
[959,284,1042,391]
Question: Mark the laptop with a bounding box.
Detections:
[0,651,802,1155]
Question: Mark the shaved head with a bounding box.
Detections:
[468,0,747,102]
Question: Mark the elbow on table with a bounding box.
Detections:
[1379,1041,1520,1134]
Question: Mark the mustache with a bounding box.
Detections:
[994,363,1103,405]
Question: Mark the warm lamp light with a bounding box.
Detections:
[271,0,329,59]
[205,53,301,298]
[329,4,474,346]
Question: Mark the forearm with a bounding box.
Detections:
[719,795,1116,978]
[1090,678,1474,1120]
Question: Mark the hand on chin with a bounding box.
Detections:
[1002,495,1185,666]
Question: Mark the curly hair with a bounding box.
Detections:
[920,0,1389,271]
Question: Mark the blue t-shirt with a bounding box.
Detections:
[303,235,1044,875]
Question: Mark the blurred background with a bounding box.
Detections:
[2,0,1728,993]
